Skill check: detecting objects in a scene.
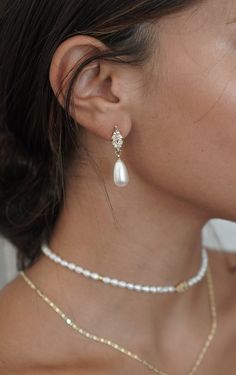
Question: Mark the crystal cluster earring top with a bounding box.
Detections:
[112,126,124,153]
[111,125,129,187]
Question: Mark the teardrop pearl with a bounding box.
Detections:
[113,158,129,187]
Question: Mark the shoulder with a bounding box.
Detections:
[0,270,108,374]
[0,273,36,371]
[0,272,63,372]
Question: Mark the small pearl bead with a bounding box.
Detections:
[83,269,91,277]
[164,288,169,293]
[141,286,150,292]
[43,247,49,255]
[90,273,99,280]
[103,277,111,284]
[75,266,83,273]
[118,281,127,288]
[127,283,134,290]
[110,279,119,286]
[54,256,60,263]
[150,287,157,293]
[68,263,76,271]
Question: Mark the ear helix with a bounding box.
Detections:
[111,125,129,187]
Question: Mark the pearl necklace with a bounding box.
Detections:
[41,243,208,294]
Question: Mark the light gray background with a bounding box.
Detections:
[0,218,236,290]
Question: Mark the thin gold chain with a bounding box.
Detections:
[20,263,217,375]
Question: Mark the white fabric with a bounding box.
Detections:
[0,237,17,289]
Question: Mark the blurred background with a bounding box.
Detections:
[1,218,236,290]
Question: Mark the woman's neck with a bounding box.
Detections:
[32,158,212,366]
[50,157,210,287]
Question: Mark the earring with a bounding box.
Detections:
[111,125,129,187]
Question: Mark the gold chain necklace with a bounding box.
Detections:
[20,264,217,375]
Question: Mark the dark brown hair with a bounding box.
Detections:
[0,0,204,270]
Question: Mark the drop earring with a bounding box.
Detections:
[111,125,129,187]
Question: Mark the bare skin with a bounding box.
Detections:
[0,250,236,375]
[1,0,236,373]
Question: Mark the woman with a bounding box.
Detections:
[0,0,236,373]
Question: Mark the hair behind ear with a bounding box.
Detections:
[0,0,198,270]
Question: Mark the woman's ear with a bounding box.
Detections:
[49,35,132,141]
